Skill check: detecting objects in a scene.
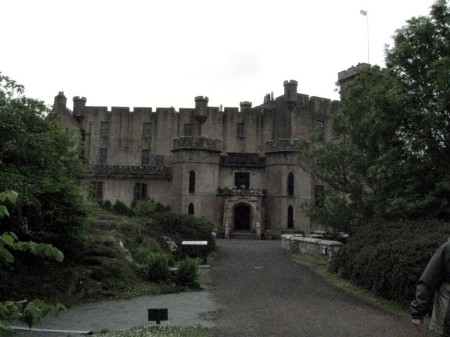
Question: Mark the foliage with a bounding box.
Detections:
[174,258,200,288]
[149,213,215,259]
[297,1,450,231]
[112,200,134,216]
[146,252,172,283]
[91,325,210,337]
[0,72,87,259]
[133,199,170,217]
[0,299,65,334]
[0,191,66,334]
[329,220,450,305]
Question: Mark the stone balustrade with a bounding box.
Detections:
[217,187,267,197]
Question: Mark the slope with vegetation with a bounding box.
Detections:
[0,73,215,335]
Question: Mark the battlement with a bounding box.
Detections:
[337,63,370,83]
[172,137,221,152]
[73,96,87,102]
[88,164,171,180]
[195,96,209,102]
[283,80,298,85]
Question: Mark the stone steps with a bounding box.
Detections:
[229,232,259,240]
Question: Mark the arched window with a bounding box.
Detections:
[188,203,194,215]
[188,170,195,193]
[287,206,294,229]
[287,172,294,196]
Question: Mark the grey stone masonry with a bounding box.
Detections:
[281,234,343,259]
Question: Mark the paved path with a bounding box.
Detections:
[14,288,216,337]
[15,239,421,337]
[208,239,416,337]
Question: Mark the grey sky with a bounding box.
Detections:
[1,0,436,110]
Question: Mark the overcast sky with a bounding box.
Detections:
[1,0,436,111]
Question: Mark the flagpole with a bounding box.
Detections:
[360,10,369,63]
[366,11,370,64]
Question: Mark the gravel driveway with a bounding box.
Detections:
[208,239,417,337]
[14,239,420,337]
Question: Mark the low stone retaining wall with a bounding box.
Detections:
[281,234,343,259]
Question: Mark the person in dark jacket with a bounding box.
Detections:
[411,240,450,336]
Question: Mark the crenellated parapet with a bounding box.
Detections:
[87,164,171,180]
[337,63,371,85]
[172,137,221,152]
[265,139,299,153]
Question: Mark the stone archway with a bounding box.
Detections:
[233,203,251,231]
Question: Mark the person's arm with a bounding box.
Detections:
[410,243,448,323]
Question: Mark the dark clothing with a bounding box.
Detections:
[411,241,450,337]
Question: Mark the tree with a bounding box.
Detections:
[0,190,65,335]
[298,0,450,232]
[0,72,87,258]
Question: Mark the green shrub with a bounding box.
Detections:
[150,213,216,259]
[97,200,113,210]
[133,199,169,217]
[112,200,133,216]
[146,252,171,283]
[329,220,450,305]
[174,258,199,288]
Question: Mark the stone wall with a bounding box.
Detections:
[281,234,342,259]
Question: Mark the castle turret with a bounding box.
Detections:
[52,91,67,115]
[337,63,370,87]
[73,96,87,120]
[194,96,208,136]
[283,80,298,111]
[240,101,252,113]
[194,96,209,124]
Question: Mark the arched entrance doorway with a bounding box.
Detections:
[234,203,251,231]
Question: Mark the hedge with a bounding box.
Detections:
[329,220,450,305]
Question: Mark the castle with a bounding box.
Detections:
[53,66,364,239]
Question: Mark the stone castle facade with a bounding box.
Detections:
[52,70,360,238]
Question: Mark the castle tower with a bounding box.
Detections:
[264,140,311,236]
[52,91,67,115]
[73,96,87,121]
[171,136,221,228]
[240,101,252,113]
[283,80,298,111]
[194,96,209,136]
[337,63,370,87]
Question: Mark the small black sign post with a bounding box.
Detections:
[148,308,168,325]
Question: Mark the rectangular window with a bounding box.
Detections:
[90,181,103,200]
[315,185,325,207]
[183,123,193,137]
[99,148,107,165]
[141,149,150,165]
[100,122,109,137]
[235,172,250,189]
[143,122,152,137]
[134,183,148,201]
[236,123,245,138]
